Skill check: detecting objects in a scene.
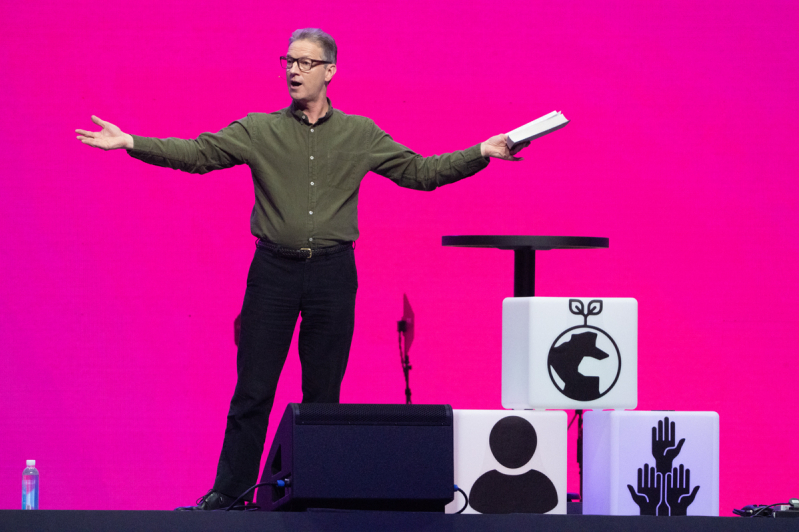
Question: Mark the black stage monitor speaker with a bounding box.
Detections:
[256,403,454,512]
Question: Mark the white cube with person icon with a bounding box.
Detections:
[444,410,567,515]
[583,411,719,516]
[502,297,638,410]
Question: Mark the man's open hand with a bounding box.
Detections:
[480,134,530,161]
[76,116,134,150]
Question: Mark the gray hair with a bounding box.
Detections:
[289,28,337,64]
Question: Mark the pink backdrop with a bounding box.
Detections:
[1,0,797,514]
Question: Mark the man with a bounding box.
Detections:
[76,28,529,510]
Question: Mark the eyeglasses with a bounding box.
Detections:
[280,56,332,72]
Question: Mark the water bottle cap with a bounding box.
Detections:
[26,460,35,467]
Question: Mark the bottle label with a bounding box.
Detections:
[22,477,38,510]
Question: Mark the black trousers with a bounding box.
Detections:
[213,243,358,498]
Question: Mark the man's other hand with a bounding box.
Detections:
[76,116,134,150]
[480,134,530,161]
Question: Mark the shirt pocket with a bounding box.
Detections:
[326,151,367,190]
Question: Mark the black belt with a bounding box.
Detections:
[256,239,353,260]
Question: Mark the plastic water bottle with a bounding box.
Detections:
[22,460,39,510]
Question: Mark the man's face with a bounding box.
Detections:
[286,40,336,104]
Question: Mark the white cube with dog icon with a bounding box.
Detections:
[502,297,638,410]
[583,410,719,516]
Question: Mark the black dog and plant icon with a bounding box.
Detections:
[547,299,622,401]
[627,417,700,516]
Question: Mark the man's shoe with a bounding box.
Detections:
[175,489,245,511]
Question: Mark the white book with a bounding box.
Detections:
[505,111,569,148]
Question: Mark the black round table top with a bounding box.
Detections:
[442,235,609,250]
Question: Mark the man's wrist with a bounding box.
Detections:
[124,134,135,150]
[480,142,486,157]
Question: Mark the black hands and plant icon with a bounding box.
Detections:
[547,299,621,401]
[627,417,700,516]
[627,463,661,516]
[666,464,700,516]
[652,417,685,475]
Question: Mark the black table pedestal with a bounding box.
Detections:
[514,248,536,297]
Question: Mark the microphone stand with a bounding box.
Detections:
[397,320,412,404]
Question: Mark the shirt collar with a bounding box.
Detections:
[290,98,334,126]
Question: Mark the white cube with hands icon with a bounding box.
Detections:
[582,410,719,516]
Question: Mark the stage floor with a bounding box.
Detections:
[1,510,797,532]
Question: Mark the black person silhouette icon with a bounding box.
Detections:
[468,416,558,513]
[547,299,622,401]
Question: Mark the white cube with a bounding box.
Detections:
[583,410,719,516]
[502,297,638,410]
[445,410,567,514]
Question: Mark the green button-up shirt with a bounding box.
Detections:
[127,100,490,249]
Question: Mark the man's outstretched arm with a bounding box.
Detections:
[369,124,533,191]
[76,115,252,174]
[76,115,134,150]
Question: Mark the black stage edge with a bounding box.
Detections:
[2,511,797,532]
